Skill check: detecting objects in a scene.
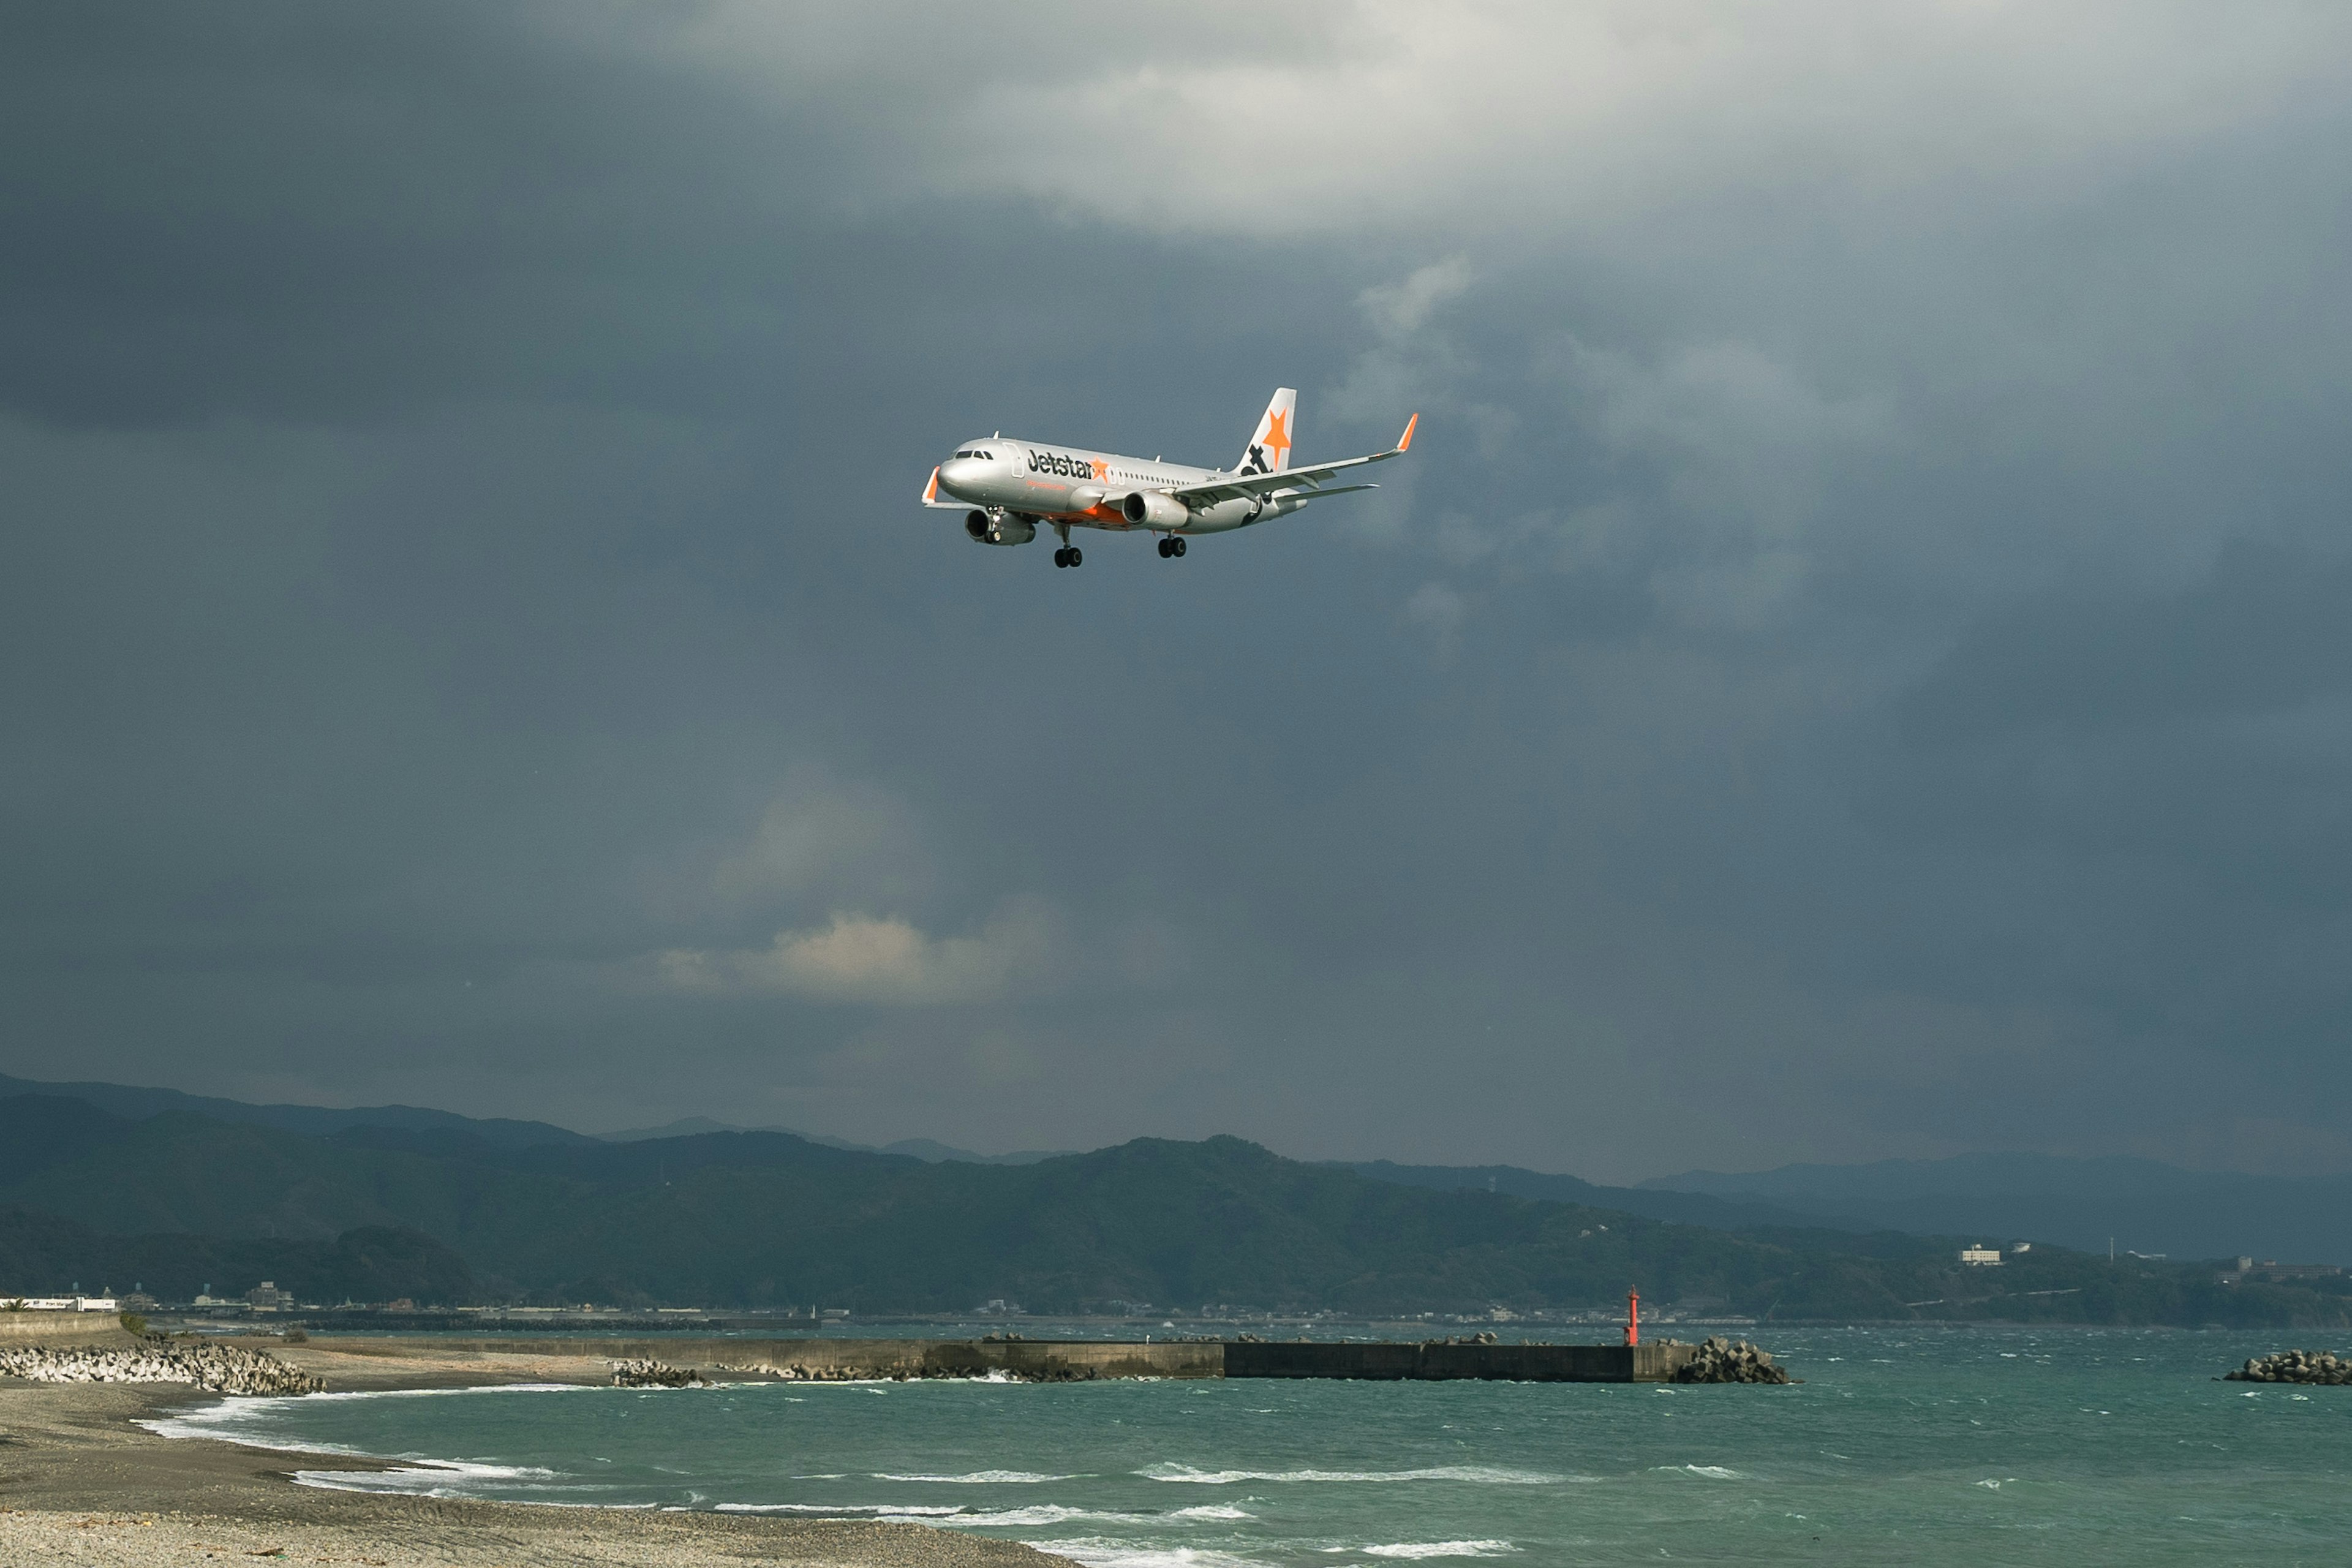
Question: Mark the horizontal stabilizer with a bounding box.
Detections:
[919,467,970,510]
[1174,413,1418,508]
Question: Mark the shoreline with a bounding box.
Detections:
[1,1337,1073,1567]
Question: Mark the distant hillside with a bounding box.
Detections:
[877,1137,1071,1166]
[0,1072,589,1151]
[23,1073,2340,1267]
[1338,1161,1837,1234]
[0,1206,473,1305]
[1642,1154,2352,1267]
[599,1117,1067,1165]
[1,1093,2345,1327]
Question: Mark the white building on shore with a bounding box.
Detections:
[4,1295,118,1311]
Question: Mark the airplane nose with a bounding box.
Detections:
[937,458,983,492]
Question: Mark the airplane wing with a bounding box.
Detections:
[1279,483,1380,502]
[1171,414,1415,507]
[919,467,971,510]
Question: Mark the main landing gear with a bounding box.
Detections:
[1156,536,1188,558]
[1053,546,1084,568]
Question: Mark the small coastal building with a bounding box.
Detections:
[9,1295,119,1311]
[1959,1246,2003,1266]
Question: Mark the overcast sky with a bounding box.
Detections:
[6,2,2351,1181]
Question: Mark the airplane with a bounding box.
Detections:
[921,389,1415,568]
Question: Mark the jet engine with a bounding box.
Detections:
[965,510,1036,546]
[1122,491,1188,530]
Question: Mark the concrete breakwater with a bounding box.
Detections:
[1673,1337,1792,1384]
[0,1309,128,1344]
[0,1338,323,1395]
[394,1336,1724,1384]
[2226,1349,2350,1385]
[611,1356,710,1388]
[565,1337,1222,1383]
[1224,1339,1702,1382]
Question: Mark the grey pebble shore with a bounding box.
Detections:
[1,1340,1074,1568]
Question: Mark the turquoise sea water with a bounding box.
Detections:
[150,1328,2350,1567]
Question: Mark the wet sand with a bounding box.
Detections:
[0,1339,1069,1567]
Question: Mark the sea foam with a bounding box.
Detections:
[1139,1463,1564,1486]
[716,1502,968,1517]
[1360,1543,1520,1559]
[873,1469,1081,1483]
[1028,1539,1277,1568]
[290,1458,594,1501]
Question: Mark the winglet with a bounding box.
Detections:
[923,466,940,503]
[1396,413,1417,453]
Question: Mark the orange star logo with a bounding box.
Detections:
[1258,409,1292,466]
[1090,459,1108,481]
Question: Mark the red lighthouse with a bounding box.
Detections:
[1624,1288,1640,1346]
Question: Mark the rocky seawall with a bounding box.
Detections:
[2225,1349,2350,1385]
[6,1332,1800,1390]
[1669,1337,1793,1384]
[610,1357,707,1387]
[0,1336,323,1395]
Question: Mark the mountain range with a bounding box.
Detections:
[1,1074,2344,1325]
[1640,1153,2352,1268]
[597,1115,1067,1165]
[1339,1155,2352,1267]
[0,1072,588,1150]
[19,1066,2330,1265]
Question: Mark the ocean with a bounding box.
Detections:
[148,1327,2350,1567]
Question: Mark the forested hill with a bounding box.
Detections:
[1,1093,2345,1328]
[0,1071,588,1149]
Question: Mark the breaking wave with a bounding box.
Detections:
[1139,1463,1566,1486]
[1360,1543,1520,1559]
[1025,1540,1277,1568]
[874,1469,1081,1483]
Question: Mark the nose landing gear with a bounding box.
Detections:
[1156,536,1187,559]
[1054,546,1084,568]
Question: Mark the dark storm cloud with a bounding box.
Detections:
[1859,543,2352,1023]
[5,2,2351,1179]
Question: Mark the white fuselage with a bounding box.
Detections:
[933,439,1295,535]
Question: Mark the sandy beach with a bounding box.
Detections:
[0,1336,1071,1567]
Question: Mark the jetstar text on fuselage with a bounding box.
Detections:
[919,388,1414,570]
[1028,451,1107,480]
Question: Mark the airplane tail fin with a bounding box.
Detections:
[1238,388,1298,475]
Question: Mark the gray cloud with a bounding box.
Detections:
[4,2,2351,1180]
